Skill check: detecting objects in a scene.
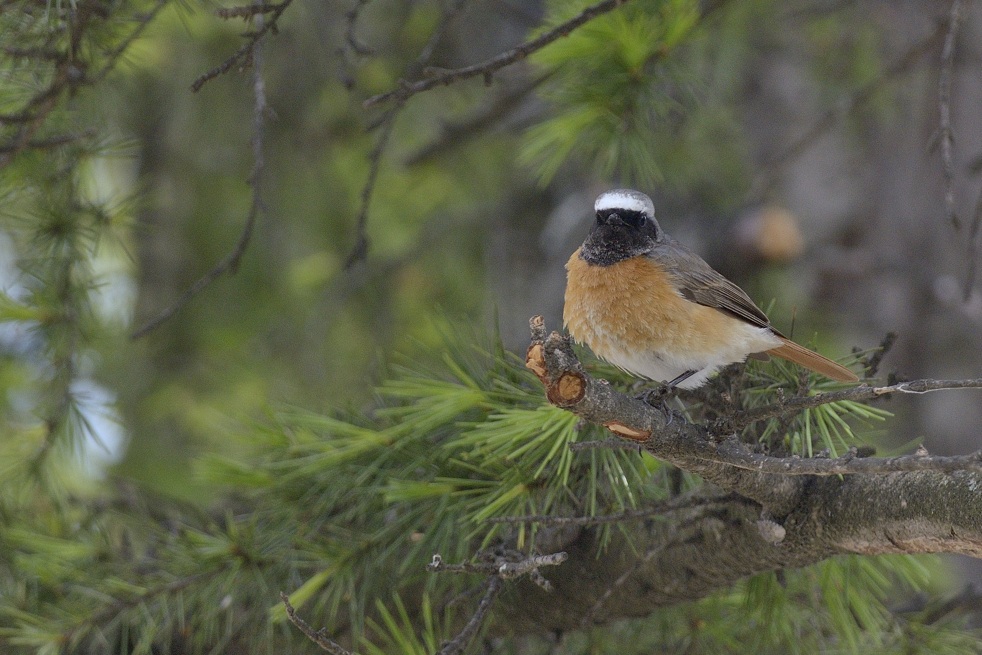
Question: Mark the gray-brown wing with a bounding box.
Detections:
[647,239,781,334]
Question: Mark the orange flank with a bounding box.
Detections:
[564,247,858,383]
[565,248,757,361]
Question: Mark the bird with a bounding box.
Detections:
[563,189,858,390]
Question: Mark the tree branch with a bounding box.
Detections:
[525,313,982,518]
[343,101,400,269]
[404,74,550,166]
[132,16,268,338]
[437,578,502,655]
[710,439,982,476]
[497,324,982,632]
[429,550,566,654]
[363,0,634,108]
[342,0,467,267]
[190,0,294,92]
[729,376,982,432]
[280,592,358,655]
[938,0,962,229]
[495,463,982,634]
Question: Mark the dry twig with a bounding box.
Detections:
[939,0,963,229]
[280,592,358,655]
[133,13,269,338]
[363,0,633,108]
[190,0,294,92]
[437,578,502,655]
[342,0,468,267]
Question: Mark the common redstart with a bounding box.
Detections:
[563,189,858,389]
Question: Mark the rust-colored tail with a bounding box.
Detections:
[766,337,858,382]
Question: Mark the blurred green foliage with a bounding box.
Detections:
[0,0,977,653]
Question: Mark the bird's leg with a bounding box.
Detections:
[666,370,698,389]
[638,370,696,402]
[637,370,697,425]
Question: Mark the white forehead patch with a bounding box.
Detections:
[594,189,654,216]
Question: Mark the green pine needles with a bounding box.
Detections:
[522,0,703,186]
[1,324,974,654]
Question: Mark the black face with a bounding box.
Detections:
[579,207,662,266]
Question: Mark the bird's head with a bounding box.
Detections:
[580,189,662,266]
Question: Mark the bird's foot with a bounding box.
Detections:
[637,383,675,405]
[636,384,679,426]
[636,371,696,426]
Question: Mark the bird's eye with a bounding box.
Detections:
[621,212,646,229]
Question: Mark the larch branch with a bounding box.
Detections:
[363,0,634,108]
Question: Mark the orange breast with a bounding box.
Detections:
[563,249,741,360]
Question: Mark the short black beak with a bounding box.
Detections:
[603,212,625,227]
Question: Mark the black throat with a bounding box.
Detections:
[579,223,654,267]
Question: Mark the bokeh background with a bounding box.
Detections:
[80,0,979,486]
[2,0,982,632]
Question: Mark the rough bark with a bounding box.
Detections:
[497,317,982,634]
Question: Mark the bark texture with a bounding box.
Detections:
[499,317,982,634]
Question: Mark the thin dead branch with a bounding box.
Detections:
[363,0,634,108]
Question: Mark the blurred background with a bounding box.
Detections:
[2,0,981,593]
[114,1,982,480]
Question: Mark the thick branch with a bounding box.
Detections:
[526,316,982,493]
[498,318,982,633]
[496,466,982,634]
[525,315,982,531]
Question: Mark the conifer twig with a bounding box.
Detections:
[427,550,565,655]
[729,377,982,432]
[364,0,633,108]
[0,0,168,167]
[280,592,358,655]
[342,0,466,267]
[132,16,268,338]
[437,577,502,655]
[190,0,294,91]
[526,315,982,513]
[89,0,170,85]
[488,491,747,527]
